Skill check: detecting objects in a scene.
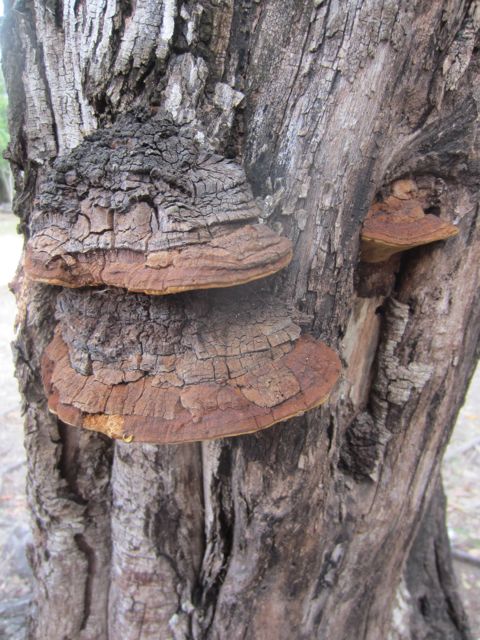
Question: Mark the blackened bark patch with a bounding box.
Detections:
[339,412,382,481]
[74,533,95,631]
[57,423,87,505]
[216,445,235,572]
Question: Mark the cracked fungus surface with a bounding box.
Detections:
[361,196,458,263]
[42,288,341,443]
[25,110,292,293]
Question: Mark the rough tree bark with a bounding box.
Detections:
[2,0,479,638]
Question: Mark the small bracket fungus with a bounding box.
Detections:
[41,288,341,444]
[25,111,292,294]
[360,180,458,263]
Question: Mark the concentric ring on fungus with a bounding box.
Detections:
[360,191,458,263]
[42,288,341,444]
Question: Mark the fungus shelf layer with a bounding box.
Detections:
[25,111,292,293]
[42,288,341,444]
[360,195,458,263]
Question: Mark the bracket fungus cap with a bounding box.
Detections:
[25,223,292,294]
[360,194,458,263]
[25,111,292,294]
[41,288,341,444]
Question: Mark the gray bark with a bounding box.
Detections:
[2,0,479,638]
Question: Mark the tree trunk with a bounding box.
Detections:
[3,1,479,638]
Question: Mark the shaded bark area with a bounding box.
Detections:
[2,1,479,639]
[405,480,472,640]
[11,279,113,639]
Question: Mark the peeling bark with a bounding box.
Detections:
[3,0,479,638]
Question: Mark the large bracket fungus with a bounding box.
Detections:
[25,111,292,294]
[360,179,458,263]
[41,288,341,444]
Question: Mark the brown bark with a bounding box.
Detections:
[3,1,479,638]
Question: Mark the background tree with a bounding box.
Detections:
[2,1,479,638]
[0,66,11,203]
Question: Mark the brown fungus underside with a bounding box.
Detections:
[41,288,341,444]
[360,179,458,263]
[25,110,292,294]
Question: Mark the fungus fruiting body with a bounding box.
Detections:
[25,111,292,294]
[42,288,341,444]
[26,223,292,294]
[32,110,341,444]
[360,185,458,263]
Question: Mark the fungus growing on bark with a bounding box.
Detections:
[360,182,458,263]
[25,111,292,294]
[41,288,341,444]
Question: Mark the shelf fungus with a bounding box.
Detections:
[25,111,292,294]
[360,188,458,263]
[41,288,341,444]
